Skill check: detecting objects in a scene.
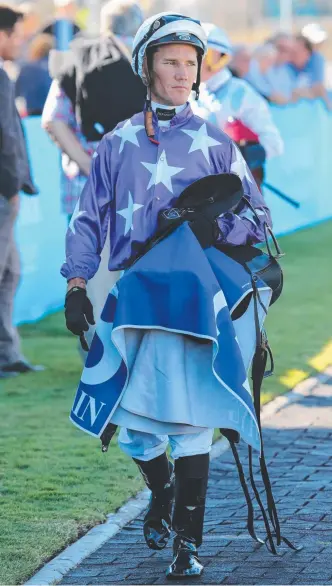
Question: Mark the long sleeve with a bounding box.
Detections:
[0,71,20,199]
[60,136,113,281]
[309,52,325,85]
[217,142,272,246]
[237,82,284,159]
[42,80,92,175]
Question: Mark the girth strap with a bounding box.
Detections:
[224,274,302,554]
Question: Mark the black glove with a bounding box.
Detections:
[188,212,220,249]
[64,286,95,350]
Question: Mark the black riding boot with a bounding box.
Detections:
[133,453,174,550]
[166,453,209,579]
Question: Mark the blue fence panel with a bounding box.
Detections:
[14,101,332,325]
[264,100,332,235]
[14,116,67,325]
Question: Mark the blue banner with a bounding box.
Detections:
[14,100,332,324]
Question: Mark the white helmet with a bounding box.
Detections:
[203,23,233,56]
[132,12,207,81]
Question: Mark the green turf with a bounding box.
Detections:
[1,221,331,585]
[262,220,332,402]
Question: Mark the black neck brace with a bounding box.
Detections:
[156,107,176,121]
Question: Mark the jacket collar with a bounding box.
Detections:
[144,101,194,129]
[169,102,194,127]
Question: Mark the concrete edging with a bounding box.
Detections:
[24,368,332,585]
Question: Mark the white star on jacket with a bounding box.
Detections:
[69,203,86,235]
[182,123,221,163]
[141,150,184,193]
[231,145,253,184]
[113,120,145,153]
[117,191,144,235]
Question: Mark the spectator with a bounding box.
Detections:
[301,22,329,91]
[100,0,144,51]
[229,44,251,79]
[16,33,53,116]
[244,42,277,97]
[245,35,303,106]
[265,33,297,104]
[198,24,283,190]
[42,1,145,357]
[0,4,42,378]
[42,3,145,223]
[289,34,331,108]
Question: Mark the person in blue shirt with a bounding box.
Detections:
[244,42,277,98]
[289,34,331,109]
[265,33,297,103]
[245,36,296,104]
[15,33,52,115]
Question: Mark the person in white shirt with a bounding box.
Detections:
[195,23,283,188]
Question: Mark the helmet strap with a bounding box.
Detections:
[192,53,202,100]
[145,86,160,146]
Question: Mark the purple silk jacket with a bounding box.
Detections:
[61,103,272,282]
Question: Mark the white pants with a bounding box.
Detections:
[118,428,214,461]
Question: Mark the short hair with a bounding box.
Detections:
[28,33,54,60]
[0,4,24,32]
[295,34,313,54]
[100,0,143,37]
[268,32,293,45]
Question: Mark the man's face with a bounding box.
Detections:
[275,37,294,65]
[0,21,24,61]
[291,39,311,69]
[22,11,41,40]
[148,44,198,106]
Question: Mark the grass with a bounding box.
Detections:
[1,220,332,585]
[262,220,332,402]
[0,315,145,585]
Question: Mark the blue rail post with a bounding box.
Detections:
[54,17,74,51]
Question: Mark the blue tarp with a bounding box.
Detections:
[14,100,332,324]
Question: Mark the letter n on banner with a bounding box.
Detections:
[72,390,106,431]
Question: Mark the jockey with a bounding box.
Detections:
[196,23,283,189]
[61,12,273,579]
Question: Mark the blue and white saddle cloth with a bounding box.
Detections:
[70,223,271,453]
